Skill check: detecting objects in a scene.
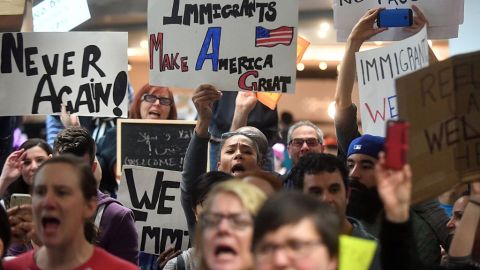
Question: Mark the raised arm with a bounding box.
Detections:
[230,91,258,131]
[335,8,386,110]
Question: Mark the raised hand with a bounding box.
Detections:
[375,152,412,223]
[156,246,182,270]
[192,84,222,137]
[348,8,388,45]
[60,103,81,128]
[0,149,26,196]
[405,5,429,33]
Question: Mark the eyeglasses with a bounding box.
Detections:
[142,94,172,106]
[255,240,323,261]
[201,212,253,230]
[289,138,320,148]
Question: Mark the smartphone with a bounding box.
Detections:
[9,193,32,209]
[385,120,409,170]
[377,8,413,28]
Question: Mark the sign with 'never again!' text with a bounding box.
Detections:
[0,32,128,117]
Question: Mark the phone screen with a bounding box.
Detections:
[377,9,413,28]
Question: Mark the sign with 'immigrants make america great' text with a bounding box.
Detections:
[149,0,298,93]
[0,32,128,117]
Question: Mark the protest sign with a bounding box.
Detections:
[339,235,377,270]
[33,0,91,32]
[117,119,196,176]
[0,0,25,31]
[355,26,429,136]
[333,0,464,41]
[148,0,298,93]
[396,50,480,203]
[0,32,128,117]
[118,165,189,254]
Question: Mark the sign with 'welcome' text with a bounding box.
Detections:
[148,0,298,93]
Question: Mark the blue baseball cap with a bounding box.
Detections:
[347,135,385,159]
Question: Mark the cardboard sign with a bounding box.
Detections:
[148,0,298,93]
[0,32,128,117]
[339,235,377,270]
[396,50,480,203]
[355,26,428,136]
[118,165,189,255]
[32,0,91,32]
[333,0,464,41]
[0,0,26,32]
[117,119,196,177]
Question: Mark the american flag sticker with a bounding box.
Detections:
[255,26,294,48]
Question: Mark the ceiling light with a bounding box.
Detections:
[319,62,328,70]
[140,39,149,49]
[328,101,336,119]
[297,63,305,71]
[320,22,330,32]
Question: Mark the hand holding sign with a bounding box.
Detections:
[192,84,222,137]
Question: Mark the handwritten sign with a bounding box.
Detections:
[355,26,429,136]
[339,235,377,270]
[118,165,189,254]
[396,50,480,203]
[32,0,91,32]
[333,0,464,41]
[148,0,298,93]
[0,32,128,117]
[117,119,196,176]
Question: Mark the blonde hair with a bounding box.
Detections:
[195,180,266,270]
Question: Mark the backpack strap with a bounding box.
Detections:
[94,203,107,227]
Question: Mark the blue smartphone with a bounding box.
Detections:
[377,8,413,28]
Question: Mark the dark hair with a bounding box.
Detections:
[219,131,263,167]
[5,138,53,199]
[253,191,340,257]
[237,170,283,192]
[129,84,177,120]
[280,111,294,125]
[53,127,96,165]
[35,154,98,243]
[191,171,232,209]
[0,206,11,257]
[292,153,349,195]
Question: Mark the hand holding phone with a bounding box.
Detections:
[377,8,413,28]
[385,120,409,170]
[9,193,32,209]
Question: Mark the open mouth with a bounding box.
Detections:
[215,244,237,257]
[42,217,60,234]
[230,164,246,175]
[148,111,161,118]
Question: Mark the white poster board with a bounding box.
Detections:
[355,26,429,136]
[333,0,464,41]
[148,0,298,93]
[0,32,128,117]
[118,165,189,255]
[33,0,91,32]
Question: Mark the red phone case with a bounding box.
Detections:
[385,120,409,170]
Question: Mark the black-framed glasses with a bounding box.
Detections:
[255,240,323,261]
[289,138,320,148]
[142,94,172,106]
[200,212,253,230]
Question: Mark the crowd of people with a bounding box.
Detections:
[0,5,479,270]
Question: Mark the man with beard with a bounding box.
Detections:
[292,153,380,270]
[335,7,451,266]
